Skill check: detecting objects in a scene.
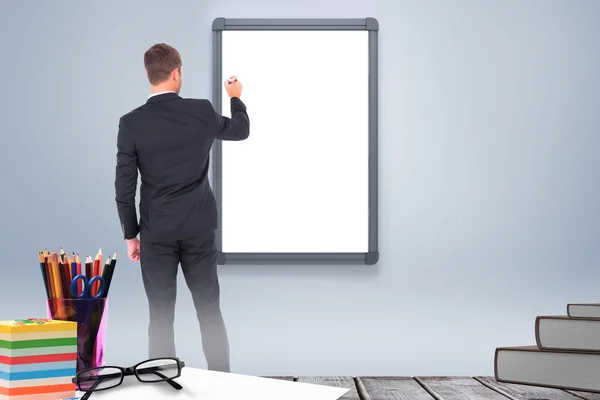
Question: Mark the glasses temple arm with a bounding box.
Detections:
[135,367,183,390]
[155,371,183,390]
[80,377,105,400]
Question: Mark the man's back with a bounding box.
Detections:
[115,92,249,243]
[115,43,244,372]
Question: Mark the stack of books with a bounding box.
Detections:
[0,319,77,400]
[495,303,600,392]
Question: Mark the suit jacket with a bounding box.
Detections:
[114,93,250,242]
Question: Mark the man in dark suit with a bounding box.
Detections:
[114,43,249,372]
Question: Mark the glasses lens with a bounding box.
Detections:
[77,367,123,391]
[135,358,180,382]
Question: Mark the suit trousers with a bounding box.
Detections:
[139,230,230,372]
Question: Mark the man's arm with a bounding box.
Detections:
[211,97,250,141]
[114,117,140,240]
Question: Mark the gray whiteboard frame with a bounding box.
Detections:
[211,17,379,265]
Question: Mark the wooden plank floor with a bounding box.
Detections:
[264,376,600,399]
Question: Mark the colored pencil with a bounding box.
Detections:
[68,256,74,290]
[103,252,117,297]
[49,254,61,299]
[69,253,75,282]
[101,256,111,280]
[92,251,100,296]
[85,255,92,279]
[55,256,64,298]
[60,259,70,296]
[55,254,64,298]
[70,254,76,289]
[41,249,52,297]
[94,248,104,295]
[93,251,100,277]
[100,256,111,296]
[37,253,50,298]
[48,252,66,320]
[41,250,56,317]
[43,253,55,298]
[39,249,57,318]
[52,252,66,299]
[53,253,61,297]
[75,254,82,294]
[97,248,103,274]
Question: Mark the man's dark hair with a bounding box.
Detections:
[144,43,182,85]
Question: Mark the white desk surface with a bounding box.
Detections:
[71,368,349,399]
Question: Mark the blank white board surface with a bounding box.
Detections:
[212,18,378,264]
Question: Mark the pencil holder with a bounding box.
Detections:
[46,298,108,373]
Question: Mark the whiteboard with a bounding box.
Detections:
[211,18,379,265]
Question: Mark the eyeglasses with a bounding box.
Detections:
[72,357,185,399]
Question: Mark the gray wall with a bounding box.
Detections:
[1,0,598,376]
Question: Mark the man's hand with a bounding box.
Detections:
[224,76,242,99]
[126,238,140,262]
